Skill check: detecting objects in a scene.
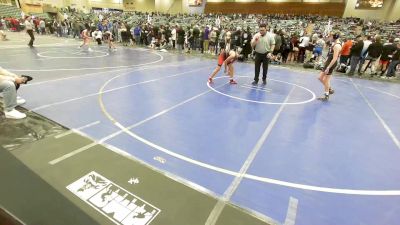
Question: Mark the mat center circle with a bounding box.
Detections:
[207,75,316,105]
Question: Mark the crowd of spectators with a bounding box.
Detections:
[1,9,399,79]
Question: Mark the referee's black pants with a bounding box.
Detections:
[254,52,269,82]
[27,29,35,46]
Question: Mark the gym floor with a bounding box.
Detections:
[1,31,400,225]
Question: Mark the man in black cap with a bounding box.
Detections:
[317,33,342,101]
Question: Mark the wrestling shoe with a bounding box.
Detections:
[317,94,329,101]
[229,79,237,85]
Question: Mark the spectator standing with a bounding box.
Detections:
[385,38,400,78]
[348,35,364,76]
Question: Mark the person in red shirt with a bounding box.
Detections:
[10,18,19,31]
[340,37,352,65]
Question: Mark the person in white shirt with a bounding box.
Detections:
[1,17,6,30]
[299,34,310,63]
[92,29,102,45]
[171,25,177,49]
[24,16,34,47]
[215,16,221,29]
[357,35,373,74]
[0,67,27,119]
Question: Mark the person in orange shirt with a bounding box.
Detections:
[340,37,352,65]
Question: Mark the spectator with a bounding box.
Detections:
[0,67,27,119]
[348,35,364,76]
[298,33,310,63]
[203,26,210,53]
[242,27,252,60]
[193,25,200,51]
[39,19,45,34]
[171,25,177,49]
[133,25,142,45]
[186,26,194,53]
[385,38,400,78]
[340,37,353,65]
[363,36,383,76]
[177,25,185,54]
[378,37,397,76]
[0,17,5,30]
[209,28,217,55]
[287,34,299,64]
[357,35,373,75]
[273,29,282,57]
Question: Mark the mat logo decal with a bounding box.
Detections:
[67,171,160,225]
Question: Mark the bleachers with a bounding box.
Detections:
[0,4,22,18]
[205,2,346,17]
[30,12,51,20]
[0,4,50,20]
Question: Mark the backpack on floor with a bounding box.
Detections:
[303,62,314,69]
[336,63,348,73]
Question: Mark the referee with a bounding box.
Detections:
[24,16,35,47]
[251,24,275,85]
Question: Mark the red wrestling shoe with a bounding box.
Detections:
[229,79,237,84]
